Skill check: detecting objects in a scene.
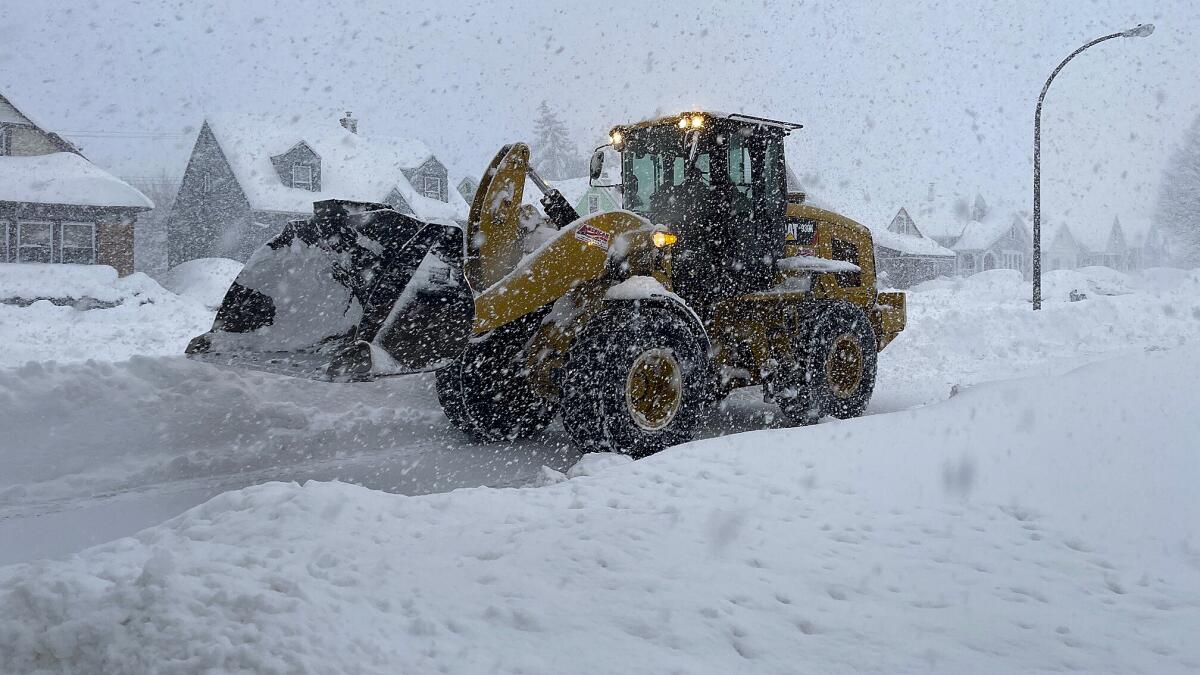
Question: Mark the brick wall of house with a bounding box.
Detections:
[97,216,135,276]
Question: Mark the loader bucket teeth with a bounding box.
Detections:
[187,199,474,381]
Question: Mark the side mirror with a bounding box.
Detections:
[589,149,604,181]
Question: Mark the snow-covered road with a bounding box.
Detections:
[2,338,1197,673]
[2,266,1198,566]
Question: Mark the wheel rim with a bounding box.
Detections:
[825,334,864,398]
[625,348,683,431]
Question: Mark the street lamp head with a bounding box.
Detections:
[1122,23,1155,38]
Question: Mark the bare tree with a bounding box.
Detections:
[1155,113,1200,265]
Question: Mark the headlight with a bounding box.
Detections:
[652,231,678,248]
[690,115,704,128]
[677,117,689,129]
[610,130,623,146]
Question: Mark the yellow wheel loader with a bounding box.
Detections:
[187,111,906,455]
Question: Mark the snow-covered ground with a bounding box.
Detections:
[0,265,1198,672]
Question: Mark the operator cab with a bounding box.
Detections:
[592,112,802,315]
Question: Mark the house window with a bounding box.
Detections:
[587,194,601,214]
[2,220,9,261]
[0,127,9,156]
[421,175,442,200]
[60,222,96,264]
[17,221,53,263]
[292,164,313,190]
[201,172,212,193]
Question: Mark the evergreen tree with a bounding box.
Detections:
[1155,113,1200,264]
[532,101,583,180]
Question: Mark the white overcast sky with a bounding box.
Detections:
[3,0,1196,244]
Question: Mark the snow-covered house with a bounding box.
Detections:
[913,193,1031,277]
[0,92,152,276]
[1043,223,1087,271]
[521,174,622,218]
[952,214,1032,277]
[553,177,621,215]
[1079,216,1133,270]
[166,113,470,266]
[871,207,955,288]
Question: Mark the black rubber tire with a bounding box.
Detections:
[778,301,878,426]
[435,312,557,442]
[560,304,709,457]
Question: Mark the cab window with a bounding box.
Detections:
[623,127,712,215]
[831,236,862,287]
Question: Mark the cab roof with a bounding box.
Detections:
[613,111,803,135]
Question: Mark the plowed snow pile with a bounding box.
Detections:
[0,263,216,366]
[2,345,1198,674]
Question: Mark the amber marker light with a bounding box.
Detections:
[652,231,678,248]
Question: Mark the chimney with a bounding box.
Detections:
[339,111,358,134]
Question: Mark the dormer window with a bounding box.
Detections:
[292,164,313,190]
[421,175,442,200]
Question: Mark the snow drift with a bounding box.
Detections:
[158,258,243,309]
[0,265,214,367]
[1,345,1197,674]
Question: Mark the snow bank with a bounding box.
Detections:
[1,346,1197,674]
[878,267,1200,410]
[0,266,215,367]
[158,258,243,309]
[1,263,130,304]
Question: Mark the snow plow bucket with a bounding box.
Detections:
[186,199,474,381]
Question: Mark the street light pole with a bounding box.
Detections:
[1032,23,1154,310]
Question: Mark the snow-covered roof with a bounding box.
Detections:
[204,115,468,221]
[0,152,153,209]
[952,215,1029,252]
[870,225,955,257]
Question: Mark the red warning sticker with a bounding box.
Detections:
[574,223,611,250]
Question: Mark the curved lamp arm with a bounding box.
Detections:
[1031,24,1154,310]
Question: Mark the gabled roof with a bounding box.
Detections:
[1045,223,1086,252]
[872,208,954,257]
[1105,216,1128,254]
[1071,215,1137,254]
[0,91,81,154]
[0,152,153,209]
[202,114,468,221]
[0,92,41,127]
[887,207,923,237]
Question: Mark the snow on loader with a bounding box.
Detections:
[188,111,906,455]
